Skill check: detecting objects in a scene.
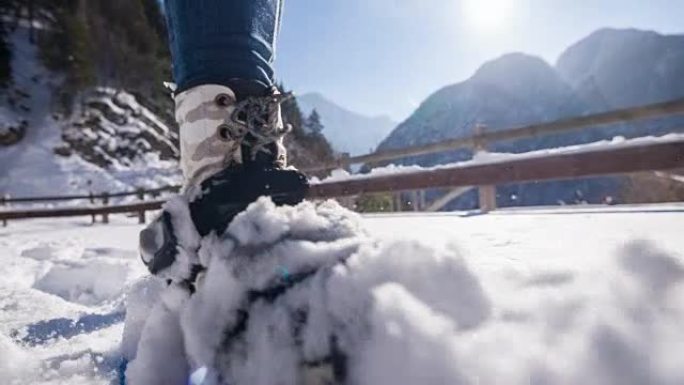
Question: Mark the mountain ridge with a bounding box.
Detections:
[297,92,396,156]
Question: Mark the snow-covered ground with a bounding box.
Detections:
[1,202,683,384]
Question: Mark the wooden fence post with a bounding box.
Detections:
[1,194,8,227]
[418,190,426,211]
[338,152,351,172]
[394,193,403,212]
[102,192,109,224]
[89,190,96,224]
[137,188,146,224]
[474,124,497,213]
[411,190,420,212]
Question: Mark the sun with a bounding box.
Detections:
[462,0,515,32]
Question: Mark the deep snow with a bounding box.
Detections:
[1,201,683,384]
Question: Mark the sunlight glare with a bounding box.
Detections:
[463,0,515,32]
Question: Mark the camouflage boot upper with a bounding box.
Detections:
[175,84,291,186]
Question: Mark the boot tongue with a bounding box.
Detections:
[241,139,279,169]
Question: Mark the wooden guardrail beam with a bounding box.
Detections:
[307,139,684,198]
[303,97,684,172]
[0,200,166,221]
[3,185,180,204]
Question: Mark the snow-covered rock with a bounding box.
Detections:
[59,88,179,169]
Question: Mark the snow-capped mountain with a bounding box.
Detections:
[377,29,684,208]
[297,92,396,156]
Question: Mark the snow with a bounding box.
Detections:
[313,133,684,184]
[0,217,147,384]
[1,201,683,384]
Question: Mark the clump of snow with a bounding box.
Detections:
[0,333,37,384]
[121,277,165,360]
[125,198,488,385]
[125,285,190,385]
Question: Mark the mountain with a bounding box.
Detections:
[297,93,396,156]
[377,29,684,209]
[381,53,586,155]
[555,28,684,139]
[557,28,684,111]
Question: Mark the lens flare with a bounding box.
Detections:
[189,366,208,385]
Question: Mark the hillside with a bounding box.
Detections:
[297,93,396,156]
[0,25,182,197]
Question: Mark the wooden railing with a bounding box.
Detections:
[2,97,684,225]
[307,139,684,197]
[304,97,684,172]
[0,186,179,226]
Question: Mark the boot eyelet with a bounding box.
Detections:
[214,93,234,108]
[217,124,233,141]
[218,124,245,141]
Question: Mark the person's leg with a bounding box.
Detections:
[163,0,292,186]
[139,0,307,282]
[164,0,283,96]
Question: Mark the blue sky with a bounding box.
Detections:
[274,0,684,121]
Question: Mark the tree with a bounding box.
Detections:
[0,0,21,88]
[305,109,324,135]
[0,19,11,88]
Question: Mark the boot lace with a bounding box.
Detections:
[229,88,293,161]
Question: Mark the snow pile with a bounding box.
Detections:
[124,199,684,385]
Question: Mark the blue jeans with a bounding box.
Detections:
[164,0,283,93]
